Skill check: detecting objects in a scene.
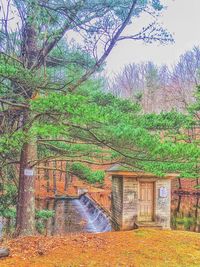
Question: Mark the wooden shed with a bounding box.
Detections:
[107,165,176,230]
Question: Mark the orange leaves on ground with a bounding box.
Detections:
[1,229,200,267]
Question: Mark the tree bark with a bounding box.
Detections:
[64,163,71,191]
[53,161,57,195]
[44,161,50,193]
[178,178,182,189]
[16,125,37,236]
[16,10,38,235]
[59,161,62,181]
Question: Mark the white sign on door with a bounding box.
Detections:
[24,168,34,176]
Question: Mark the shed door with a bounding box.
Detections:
[138,182,154,221]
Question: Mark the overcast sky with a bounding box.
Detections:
[105,0,200,76]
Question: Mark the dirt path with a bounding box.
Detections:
[1,229,200,267]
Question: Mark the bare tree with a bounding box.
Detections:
[109,63,144,101]
[167,47,200,111]
[108,46,200,113]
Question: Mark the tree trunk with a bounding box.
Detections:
[64,172,68,191]
[16,132,37,236]
[59,161,62,181]
[5,218,11,235]
[16,12,38,236]
[194,197,199,232]
[64,163,71,191]
[196,178,199,187]
[45,161,50,193]
[53,161,57,195]
[178,178,182,189]
[175,195,182,214]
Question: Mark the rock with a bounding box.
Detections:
[0,248,10,258]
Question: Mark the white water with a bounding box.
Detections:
[0,196,112,236]
[72,195,111,233]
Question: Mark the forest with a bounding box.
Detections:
[0,1,200,267]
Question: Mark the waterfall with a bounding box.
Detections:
[0,196,112,237]
[72,194,112,233]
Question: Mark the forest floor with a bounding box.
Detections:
[1,229,200,267]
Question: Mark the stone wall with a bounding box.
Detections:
[155,179,171,229]
[122,177,138,230]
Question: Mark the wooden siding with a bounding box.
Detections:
[111,176,123,230]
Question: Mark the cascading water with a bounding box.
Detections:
[0,195,111,237]
[73,194,112,233]
[36,195,112,235]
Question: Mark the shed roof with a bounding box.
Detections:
[106,164,177,179]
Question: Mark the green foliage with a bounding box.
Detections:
[29,83,200,179]
[0,131,24,154]
[36,221,45,234]
[0,55,43,94]
[0,207,16,219]
[0,0,198,186]
[0,76,199,180]
[189,85,200,116]
[35,209,55,234]
[140,111,195,130]
[173,216,196,231]
[71,163,105,183]
[35,209,55,220]
[0,184,17,218]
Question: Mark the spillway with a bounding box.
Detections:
[0,194,112,236]
[74,194,111,233]
[38,194,112,235]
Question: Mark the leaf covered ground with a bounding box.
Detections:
[1,229,200,267]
